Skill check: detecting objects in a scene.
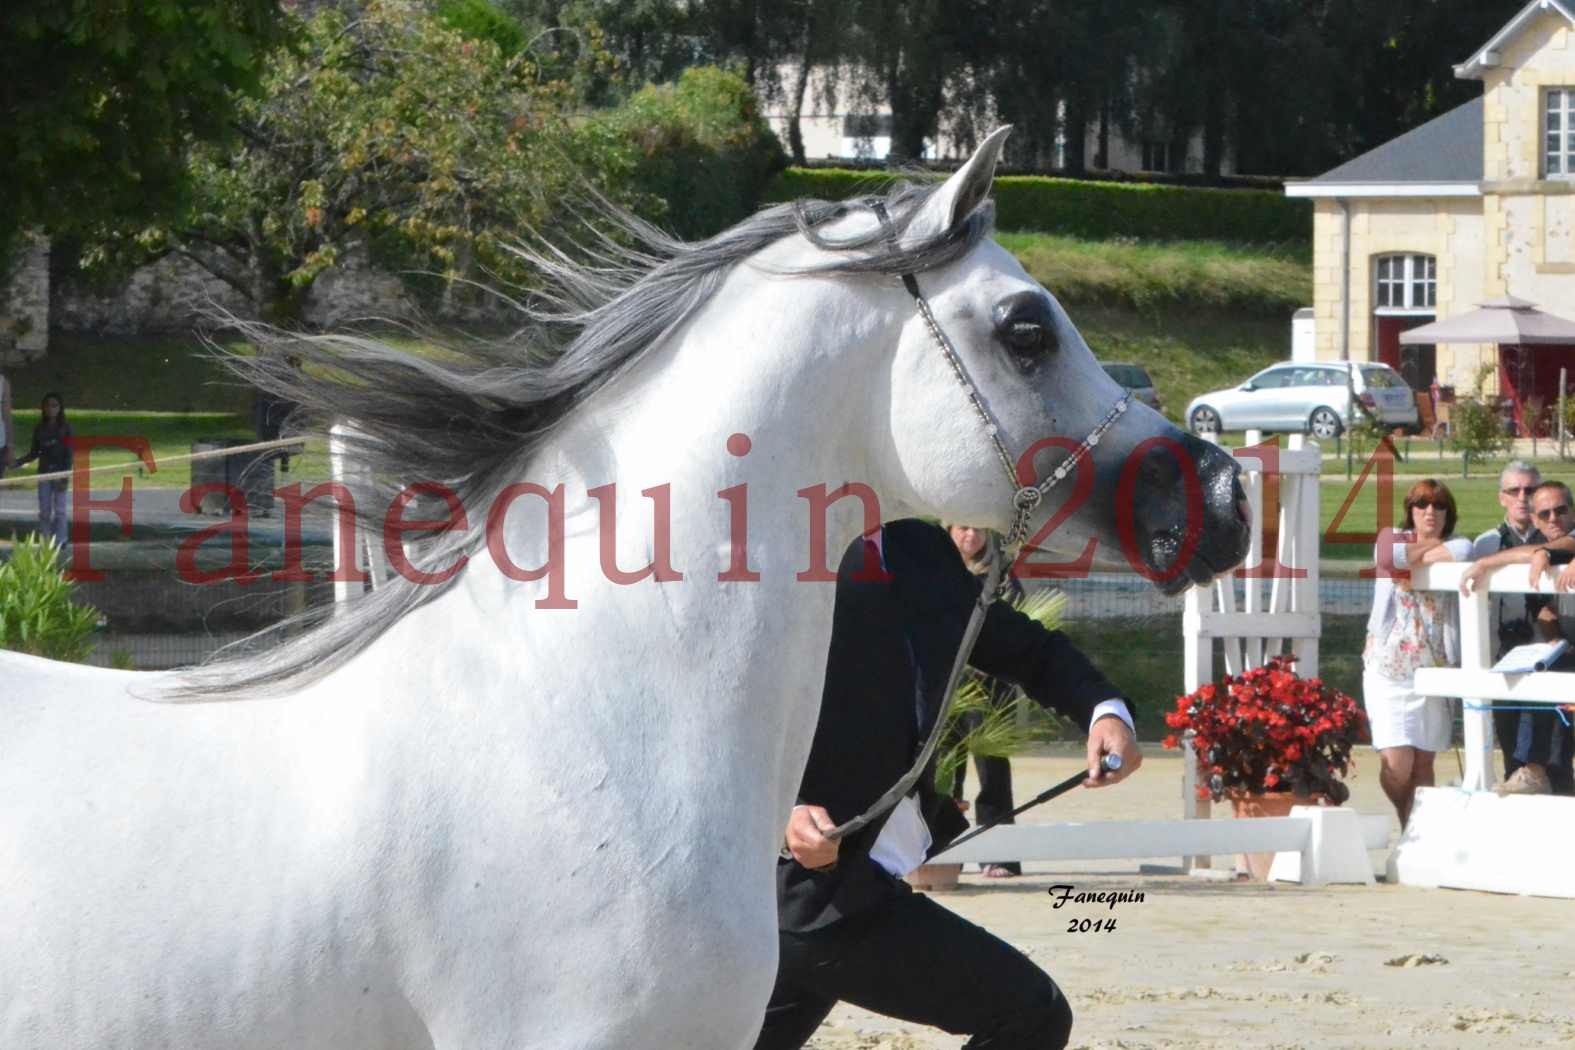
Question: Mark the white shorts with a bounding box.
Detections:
[1362,671,1453,752]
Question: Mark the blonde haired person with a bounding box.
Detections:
[945,525,1023,878]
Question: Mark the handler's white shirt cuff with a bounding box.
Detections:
[868,794,932,878]
[1091,699,1134,734]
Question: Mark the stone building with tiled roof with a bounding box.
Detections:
[1286,0,1575,416]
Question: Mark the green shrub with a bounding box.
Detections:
[584,66,787,240]
[1452,365,1512,466]
[765,168,1310,245]
[0,535,101,662]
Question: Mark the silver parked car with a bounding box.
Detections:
[1186,361,1419,439]
[1101,362,1161,412]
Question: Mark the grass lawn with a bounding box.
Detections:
[0,411,332,491]
[5,335,255,415]
[1001,233,1308,426]
[1314,474,1506,562]
[1230,440,1575,561]
[1070,306,1285,425]
[998,232,1310,316]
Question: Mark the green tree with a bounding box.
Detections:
[87,1,598,321]
[0,0,291,245]
[499,0,701,103]
[694,0,847,164]
[843,0,967,163]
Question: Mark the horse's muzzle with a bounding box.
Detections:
[1130,435,1251,595]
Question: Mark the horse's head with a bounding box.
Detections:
[839,128,1251,591]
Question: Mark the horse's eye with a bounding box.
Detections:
[993,294,1058,368]
[1004,322,1045,353]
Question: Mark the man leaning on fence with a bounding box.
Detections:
[1471,463,1549,791]
[1461,479,1575,795]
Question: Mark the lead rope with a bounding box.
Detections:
[821,200,1128,843]
[824,536,1005,841]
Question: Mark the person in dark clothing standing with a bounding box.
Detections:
[944,524,1027,878]
[253,354,302,473]
[0,367,15,478]
[14,392,73,549]
[756,519,1140,1050]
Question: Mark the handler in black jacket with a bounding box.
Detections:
[756,519,1140,1050]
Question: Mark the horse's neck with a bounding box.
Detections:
[372,275,908,837]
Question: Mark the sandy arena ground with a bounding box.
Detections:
[803,748,1575,1050]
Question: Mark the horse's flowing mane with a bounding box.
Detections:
[170,184,994,699]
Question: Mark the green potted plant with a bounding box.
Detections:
[0,535,102,662]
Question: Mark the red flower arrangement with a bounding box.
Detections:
[1162,655,1368,804]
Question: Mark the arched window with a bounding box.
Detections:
[1373,253,1436,313]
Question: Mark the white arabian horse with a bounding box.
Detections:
[0,130,1248,1048]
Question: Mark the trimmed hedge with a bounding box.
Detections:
[764,168,1310,245]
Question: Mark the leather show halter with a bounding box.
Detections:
[821,201,1131,842]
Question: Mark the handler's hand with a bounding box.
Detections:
[1085,715,1141,788]
[785,805,839,870]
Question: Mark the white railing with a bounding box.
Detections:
[1180,432,1324,867]
[1183,432,1323,689]
[1409,562,1575,791]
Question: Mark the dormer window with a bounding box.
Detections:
[1547,88,1574,178]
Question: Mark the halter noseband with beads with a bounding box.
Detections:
[818,202,1131,844]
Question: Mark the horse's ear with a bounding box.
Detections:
[902,125,1012,246]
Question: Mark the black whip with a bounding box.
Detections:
[942,753,1123,854]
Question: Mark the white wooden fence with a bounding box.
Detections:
[1177,432,1325,868]
[328,423,387,605]
[1408,562,1575,791]
[1183,431,1323,692]
[1390,562,1575,897]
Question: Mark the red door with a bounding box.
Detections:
[1373,316,1436,390]
[1498,344,1575,436]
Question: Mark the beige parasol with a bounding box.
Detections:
[1399,295,1575,345]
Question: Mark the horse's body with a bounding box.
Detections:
[0,131,1248,1048]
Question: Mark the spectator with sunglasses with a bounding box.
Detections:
[1364,480,1473,827]
[1463,482,1575,794]
[1471,463,1545,786]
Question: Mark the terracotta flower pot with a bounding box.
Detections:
[906,862,962,892]
[1227,790,1331,881]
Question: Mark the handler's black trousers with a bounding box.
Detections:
[752,890,1073,1050]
